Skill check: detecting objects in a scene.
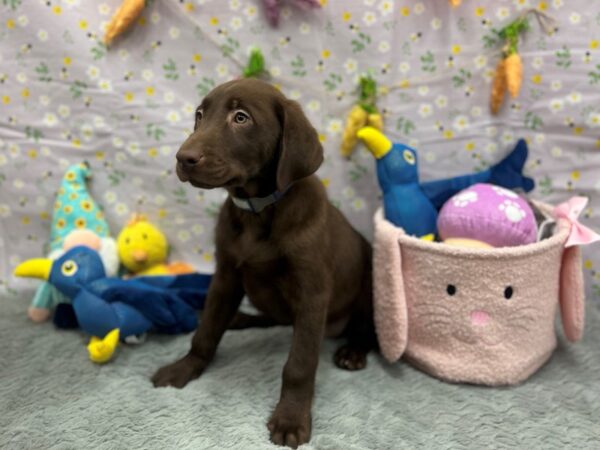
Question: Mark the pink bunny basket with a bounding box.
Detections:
[373,198,599,386]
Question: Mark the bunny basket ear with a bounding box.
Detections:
[559,246,585,342]
[373,209,408,362]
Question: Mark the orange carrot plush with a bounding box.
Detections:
[490,59,507,115]
[504,52,523,98]
[449,0,462,6]
[104,0,146,46]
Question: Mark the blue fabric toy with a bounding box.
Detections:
[15,246,211,363]
[356,127,535,237]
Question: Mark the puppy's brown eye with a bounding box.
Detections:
[234,111,249,124]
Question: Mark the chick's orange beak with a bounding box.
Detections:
[130,249,148,263]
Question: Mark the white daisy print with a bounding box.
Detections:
[418,104,433,118]
[378,1,393,15]
[362,11,377,26]
[344,58,358,74]
[435,95,448,108]
[43,113,58,127]
[398,62,410,74]
[142,69,154,81]
[378,41,390,53]
[549,98,564,113]
[230,17,243,31]
[567,91,582,104]
[166,111,181,124]
[87,66,100,80]
[452,115,469,132]
[569,12,581,24]
[169,27,181,39]
[327,119,342,136]
[551,80,562,91]
[57,105,70,118]
[586,112,600,128]
[430,18,442,30]
[37,30,48,41]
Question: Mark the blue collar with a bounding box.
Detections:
[230,186,291,213]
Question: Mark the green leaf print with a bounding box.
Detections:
[204,201,221,218]
[457,17,467,32]
[395,117,415,136]
[538,175,553,196]
[420,51,436,73]
[62,30,75,44]
[221,37,240,58]
[482,32,500,49]
[90,42,107,60]
[69,80,87,99]
[173,187,189,205]
[2,0,21,10]
[592,284,600,299]
[452,69,471,88]
[25,126,43,142]
[107,170,127,187]
[351,32,371,53]
[348,160,368,182]
[290,55,306,77]
[0,173,5,186]
[524,111,544,130]
[323,72,342,91]
[555,46,571,69]
[196,77,215,97]
[163,58,179,81]
[588,64,600,84]
[35,62,51,82]
[146,123,165,141]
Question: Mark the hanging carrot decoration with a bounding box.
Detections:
[449,0,462,7]
[490,60,507,115]
[488,10,555,115]
[104,0,147,46]
[341,74,384,158]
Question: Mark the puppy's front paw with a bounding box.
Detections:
[267,404,311,448]
[334,344,367,371]
[151,354,205,388]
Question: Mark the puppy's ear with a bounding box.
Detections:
[276,99,324,191]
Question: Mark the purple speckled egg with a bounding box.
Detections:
[437,183,538,247]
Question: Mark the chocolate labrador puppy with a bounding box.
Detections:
[152,78,375,448]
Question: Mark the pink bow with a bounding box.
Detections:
[554,196,600,248]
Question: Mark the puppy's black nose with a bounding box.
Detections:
[176,150,204,169]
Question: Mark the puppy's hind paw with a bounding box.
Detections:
[334,344,368,371]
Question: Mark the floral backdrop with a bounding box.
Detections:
[1,0,599,300]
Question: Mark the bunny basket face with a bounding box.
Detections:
[372,204,585,386]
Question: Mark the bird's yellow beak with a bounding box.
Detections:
[14,258,52,280]
[356,126,393,159]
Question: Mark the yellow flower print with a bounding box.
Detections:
[63,205,74,214]
[209,17,219,26]
[75,218,86,229]
[399,79,410,89]
[52,5,62,15]
[22,216,30,225]
[342,12,351,22]
[319,0,327,6]
[40,211,50,220]
[96,151,105,160]
[591,40,599,50]
[584,259,593,270]
[451,45,461,55]
[537,1,547,10]
[531,74,542,84]
[138,17,146,26]
[65,172,76,181]
[321,178,330,188]
[475,7,485,16]
[2,96,10,105]
[124,92,134,102]
[71,138,81,148]
[193,53,202,63]
[79,20,88,30]
[21,88,30,98]
[63,56,72,66]
[318,133,326,143]
[571,170,580,180]
[148,147,158,157]
[321,49,331,59]
[400,6,410,17]
[465,142,475,151]
[56,218,66,229]
[81,200,94,212]
[202,252,214,262]
[184,2,194,12]
[146,86,155,96]
[6,19,15,30]
[443,130,454,139]
[158,208,167,219]
[27,149,37,159]
[69,192,78,201]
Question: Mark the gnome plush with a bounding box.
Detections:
[28,162,119,323]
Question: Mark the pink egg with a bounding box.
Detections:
[437,183,537,247]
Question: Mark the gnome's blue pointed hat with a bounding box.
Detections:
[50,162,110,251]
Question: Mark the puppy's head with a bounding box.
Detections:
[176,78,323,191]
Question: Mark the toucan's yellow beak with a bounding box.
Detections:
[14,258,52,280]
[356,126,393,159]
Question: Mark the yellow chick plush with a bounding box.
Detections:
[117,214,170,276]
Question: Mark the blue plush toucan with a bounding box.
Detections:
[15,246,211,363]
[356,127,535,237]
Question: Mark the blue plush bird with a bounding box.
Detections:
[356,127,535,237]
[15,246,210,363]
